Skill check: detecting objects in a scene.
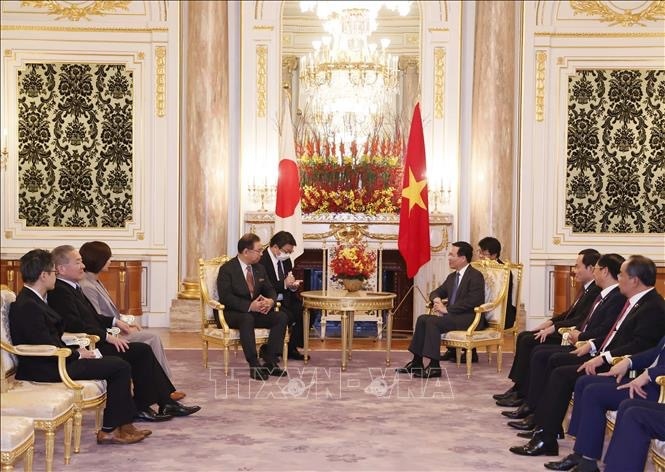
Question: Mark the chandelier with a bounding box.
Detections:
[298,1,412,151]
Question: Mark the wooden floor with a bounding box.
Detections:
[154,328,517,353]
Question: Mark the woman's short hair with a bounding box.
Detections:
[80,241,112,274]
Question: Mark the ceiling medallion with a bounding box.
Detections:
[570,0,665,27]
[21,1,131,21]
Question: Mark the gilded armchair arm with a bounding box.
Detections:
[206,300,230,331]
[558,327,574,335]
[575,341,588,348]
[656,376,665,404]
[464,297,504,335]
[611,355,628,366]
[1,341,83,392]
[62,332,100,349]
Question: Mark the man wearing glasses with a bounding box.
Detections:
[216,233,289,381]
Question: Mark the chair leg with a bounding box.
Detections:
[497,344,503,373]
[466,351,473,379]
[73,406,82,453]
[24,444,34,472]
[63,418,72,465]
[95,405,102,433]
[224,347,230,376]
[44,428,55,472]
[377,314,383,341]
[486,346,492,363]
[202,340,209,368]
[320,316,326,340]
[282,340,288,369]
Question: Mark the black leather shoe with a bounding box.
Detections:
[569,458,599,472]
[517,428,565,440]
[496,394,525,407]
[460,349,479,363]
[441,350,456,361]
[493,386,517,400]
[413,365,442,378]
[508,434,558,456]
[250,366,269,381]
[501,403,532,419]
[160,402,201,417]
[569,465,599,472]
[507,414,535,430]
[134,407,173,422]
[396,361,424,374]
[287,350,309,361]
[264,364,288,377]
[545,454,581,471]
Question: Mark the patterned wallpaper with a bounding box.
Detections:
[17,63,133,227]
[565,69,664,233]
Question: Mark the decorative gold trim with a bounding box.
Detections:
[4,230,13,239]
[405,33,419,46]
[570,0,665,27]
[256,45,267,118]
[535,50,546,122]
[1,25,168,32]
[253,25,274,30]
[428,27,450,32]
[433,48,445,119]
[136,231,145,241]
[534,31,665,37]
[557,56,566,65]
[178,281,201,300]
[155,46,166,117]
[20,1,131,21]
[430,227,449,253]
[137,52,145,60]
[4,49,13,57]
[553,236,562,245]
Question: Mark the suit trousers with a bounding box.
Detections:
[409,314,473,361]
[567,376,660,461]
[224,309,288,365]
[98,341,175,410]
[605,399,665,472]
[508,330,561,390]
[280,298,309,351]
[124,329,172,379]
[525,346,578,408]
[66,357,135,429]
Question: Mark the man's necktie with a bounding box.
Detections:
[277,261,285,281]
[562,287,587,320]
[580,295,603,332]
[598,300,631,352]
[449,272,460,305]
[245,266,255,296]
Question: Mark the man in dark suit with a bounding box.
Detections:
[48,245,200,421]
[8,249,148,445]
[259,230,309,361]
[544,335,665,472]
[217,233,289,381]
[509,256,665,457]
[504,253,626,427]
[494,249,601,408]
[396,241,485,379]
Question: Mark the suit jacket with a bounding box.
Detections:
[552,282,601,329]
[630,335,665,380]
[577,286,626,342]
[217,256,277,316]
[79,272,120,319]
[603,289,665,357]
[47,278,113,343]
[9,287,80,381]
[498,258,517,329]
[430,264,486,327]
[258,251,302,313]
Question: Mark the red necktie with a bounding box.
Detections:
[245,266,255,296]
[598,300,631,352]
[580,295,602,332]
[562,287,586,319]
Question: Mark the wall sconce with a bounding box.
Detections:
[0,128,7,170]
[248,177,276,212]
[428,180,451,214]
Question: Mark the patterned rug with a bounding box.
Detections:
[29,349,607,471]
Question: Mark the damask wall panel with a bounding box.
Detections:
[565,69,664,233]
[17,63,134,227]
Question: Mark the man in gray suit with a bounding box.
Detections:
[397,241,485,378]
[216,233,289,381]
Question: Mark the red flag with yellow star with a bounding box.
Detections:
[398,103,430,278]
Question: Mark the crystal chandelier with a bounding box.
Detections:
[298,1,412,150]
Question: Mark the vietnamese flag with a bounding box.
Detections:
[275,100,304,261]
[398,103,431,278]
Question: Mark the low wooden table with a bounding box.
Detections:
[301,290,396,371]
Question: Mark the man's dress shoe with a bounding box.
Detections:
[501,403,532,419]
[508,434,558,456]
[264,364,288,377]
[160,402,202,417]
[517,428,565,440]
[460,349,479,363]
[440,350,456,361]
[507,414,535,430]
[493,386,517,400]
[119,423,152,438]
[97,428,145,445]
[250,366,269,381]
[395,361,423,374]
[413,365,442,378]
[496,394,524,407]
[287,350,309,361]
[134,407,172,422]
[569,465,599,472]
[545,454,581,471]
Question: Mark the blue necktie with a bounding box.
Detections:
[449,272,460,305]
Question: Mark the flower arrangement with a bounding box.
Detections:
[330,242,377,281]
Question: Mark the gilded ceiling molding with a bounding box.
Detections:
[20,0,131,21]
[0,25,167,32]
[569,0,665,27]
[534,31,664,37]
[535,51,546,122]
[256,45,267,118]
[433,47,445,119]
[155,46,166,117]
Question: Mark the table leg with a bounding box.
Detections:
[386,309,393,366]
[303,308,310,365]
[341,311,348,371]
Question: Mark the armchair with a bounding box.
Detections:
[1,416,34,472]
[199,256,288,374]
[440,259,511,378]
